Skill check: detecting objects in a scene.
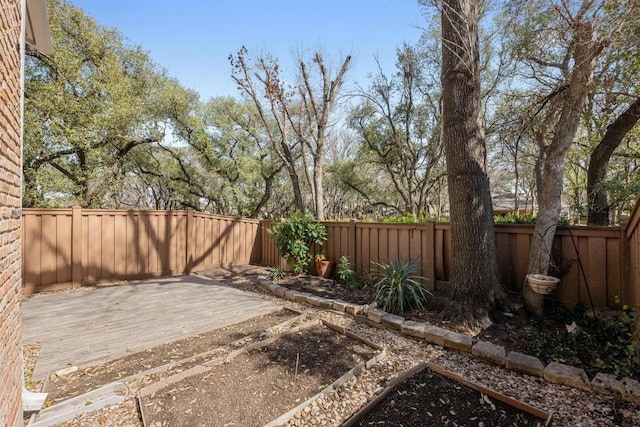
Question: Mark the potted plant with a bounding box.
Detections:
[526,274,560,294]
[315,254,333,278]
[268,211,327,273]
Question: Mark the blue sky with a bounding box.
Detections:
[67,0,427,101]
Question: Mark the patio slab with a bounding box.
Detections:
[22,274,278,380]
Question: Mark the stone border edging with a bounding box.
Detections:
[255,275,640,403]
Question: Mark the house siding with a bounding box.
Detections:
[0,0,24,425]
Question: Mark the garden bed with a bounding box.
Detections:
[44,308,301,405]
[344,362,551,426]
[276,274,640,382]
[137,322,382,426]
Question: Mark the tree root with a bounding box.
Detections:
[428,292,521,334]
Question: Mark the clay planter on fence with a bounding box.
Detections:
[315,260,333,278]
[526,274,560,295]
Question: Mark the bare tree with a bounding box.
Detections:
[292,52,351,220]
[440,0,506,329]
[350,45,445,217]
[230,47,305,211]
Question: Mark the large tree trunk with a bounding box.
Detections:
[280,140,305,212]
[586,97,640,225]
[525,18,602,317]
[313,157,324,219]
[441,0,504,329]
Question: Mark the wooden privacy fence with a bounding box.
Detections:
[22,206,639,309]
[626,193,640,309]
[22,208,261,294]
[260,220,631,310]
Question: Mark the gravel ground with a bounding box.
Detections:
[23,267,640,426]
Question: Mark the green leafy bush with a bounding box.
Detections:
[268,265,288,282]
[371,259,431,314]
[533,305,639,380]
[493,211,538,224]
[493,211,571,225]
[380,212,446,223]
[337,256,357,288]
[268,211,327,273]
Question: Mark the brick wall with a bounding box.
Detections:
[0,0,24,425]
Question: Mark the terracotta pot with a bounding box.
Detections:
[526,274,560,295]
[315,260,333,278]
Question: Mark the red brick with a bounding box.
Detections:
[1,0,24,425]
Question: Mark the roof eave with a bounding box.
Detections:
[25,0,53,56]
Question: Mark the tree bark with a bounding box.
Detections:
[586,97,640,225]
[295,53,351,220]
[525,17,603,317]
[441,0,505,328]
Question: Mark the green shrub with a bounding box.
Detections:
[533,305,639,380]
[493,211,538,224]
[268,211,327,273]
[493,211,571,226]
[337,256,357,288]
[380,212,446,223]
[268,265,288,282]
[371,259,431,314]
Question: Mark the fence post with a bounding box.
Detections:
[186,208,195,272]
[259,220,268,265]
[71,206,82,288]
[349,219,357,268]
[423,221,436,291]
[620,225,632,307]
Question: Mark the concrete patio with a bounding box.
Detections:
[22,274,279,379]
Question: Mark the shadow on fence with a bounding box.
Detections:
[259,220,634,310]
[21,204,640,311]
[22,208,260,294]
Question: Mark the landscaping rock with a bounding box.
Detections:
[307,296,334,309]
[366,308,387,324]
[423,326,449,346]
[381,314,404,330]
[401,321,426,339]
[332,300,349,312]
[266,283,284,294]
[472,341,506,366]
[256,276,271,286]
[256,279,270,291]
[442,331,473,353]
[271,285,289,297]
[544,362,591,391]
[591,373,625,396]
[294,292,313,303]
[505,352,544,377]
[344,303,365,315]
[284,290,303,301]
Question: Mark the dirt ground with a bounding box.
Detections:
[44,309,301,406]
[351,366,545,426]
[23,267,640,426]
[139,323,379,426]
